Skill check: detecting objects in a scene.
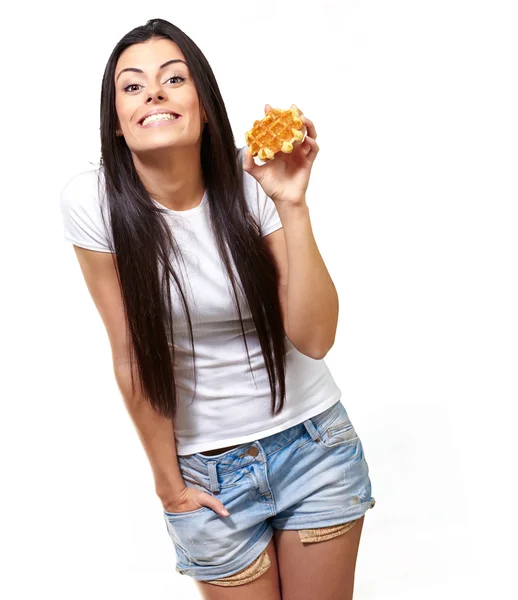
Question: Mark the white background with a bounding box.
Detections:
[1,1,516,598]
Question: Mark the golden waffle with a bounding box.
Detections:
[245,105,305,161]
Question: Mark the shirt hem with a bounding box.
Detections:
[63,237,114,253]
[261,222,283,237]
[176,391,342,456]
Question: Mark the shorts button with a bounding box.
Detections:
[247,447,259,457]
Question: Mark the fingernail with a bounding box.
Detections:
[222,509,230,516]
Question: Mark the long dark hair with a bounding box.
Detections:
[98,18,287,421]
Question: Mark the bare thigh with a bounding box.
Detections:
[274,515,365,600]
[194,537,282,600]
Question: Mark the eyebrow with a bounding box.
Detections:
[116,59,188,82]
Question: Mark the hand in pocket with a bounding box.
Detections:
[163,486,230,517]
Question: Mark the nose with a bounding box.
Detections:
[145,82,166,103]
[147,93,165,103]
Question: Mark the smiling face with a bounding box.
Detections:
[113,37,206,154]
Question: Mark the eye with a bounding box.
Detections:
[122,75,186,93]
[123,83,140,93]
[166,75,186,85]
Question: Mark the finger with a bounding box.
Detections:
[198,491,230,516]
[301,138,311,156]
[303,135,320,163]
[265,104,273,113]
[301,115,317,140]
[242,147,259,177]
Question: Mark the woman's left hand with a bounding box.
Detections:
[242,104,319,206]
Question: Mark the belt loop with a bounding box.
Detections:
[303,417,321,442]
[207,461,221,494]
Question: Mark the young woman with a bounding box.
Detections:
[60,18,375,600]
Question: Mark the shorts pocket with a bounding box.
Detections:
[164,504,209,518]
[312,403,360,450]
[162,477,214,518]
[319,420,359,450]
[163,462,240,520]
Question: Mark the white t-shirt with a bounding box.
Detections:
[60,146,342,455]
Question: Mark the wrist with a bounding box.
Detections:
[275,195,307,211]
[276,199,310,224]
[156,482,187,504]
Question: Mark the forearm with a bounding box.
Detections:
[113,360,186,503]
[277,199,339,358]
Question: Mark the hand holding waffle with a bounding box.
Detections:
[242,104,320,206]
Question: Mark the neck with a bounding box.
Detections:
[133,144,205,211]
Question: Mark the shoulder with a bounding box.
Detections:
[60,166,110,224]
[60,167,106,208]
[59,166,113,252]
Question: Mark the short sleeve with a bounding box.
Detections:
[59,169,114,253]
[238,146,283,237]
[257,185,283,237]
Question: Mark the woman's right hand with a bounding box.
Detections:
[162,486,230,517]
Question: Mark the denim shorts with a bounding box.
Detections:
[163,400,376,582]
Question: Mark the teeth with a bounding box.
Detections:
[141,113,178,126]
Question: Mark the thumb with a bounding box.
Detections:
[242,147,259,179]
